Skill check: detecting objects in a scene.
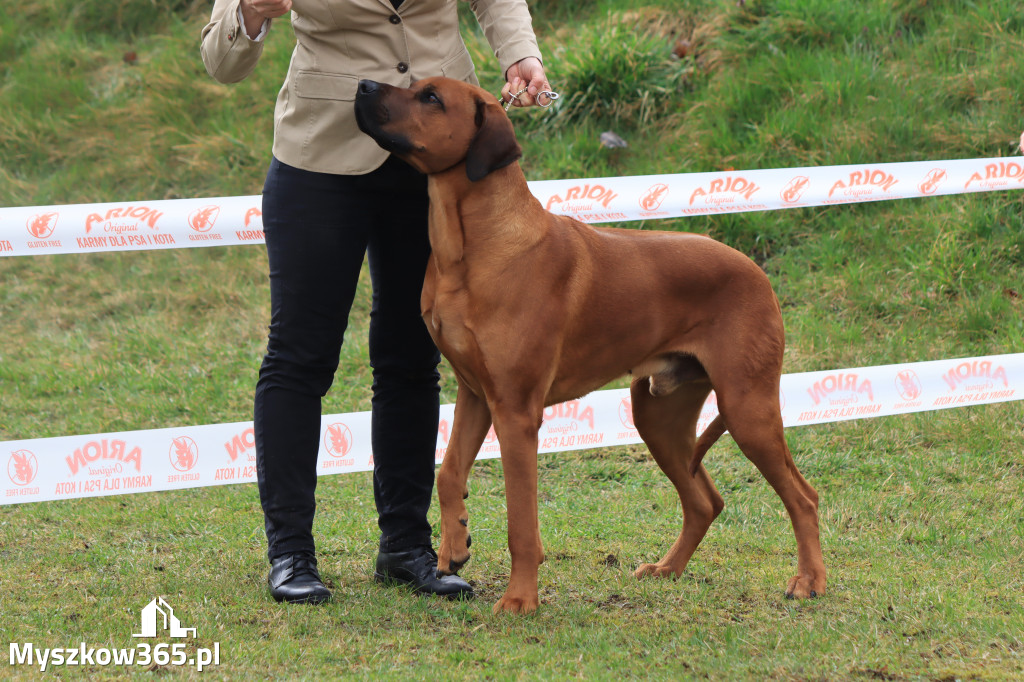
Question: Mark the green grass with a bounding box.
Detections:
[2,0,1023,679]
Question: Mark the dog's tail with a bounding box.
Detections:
[689,416,726,477]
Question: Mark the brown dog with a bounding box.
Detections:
[355,77,826,614]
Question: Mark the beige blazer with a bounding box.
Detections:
[201,0,541,175]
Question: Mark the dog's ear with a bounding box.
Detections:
[465,98,522,182]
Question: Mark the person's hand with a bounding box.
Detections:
[240,0,292,39]
[502,57,554,108]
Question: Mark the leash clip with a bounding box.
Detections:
[500,88,560,111]
[536,90,560,108]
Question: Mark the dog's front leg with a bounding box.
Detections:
[436,385,491,576]
[491,406,546,615]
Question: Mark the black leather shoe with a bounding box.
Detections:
[268,553,332,604]
[374,547,474,599]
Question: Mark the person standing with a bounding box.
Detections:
[200,0,551,603]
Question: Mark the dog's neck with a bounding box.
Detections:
[426,162,547,270]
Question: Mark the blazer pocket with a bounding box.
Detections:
[293,70,359,101]
[439,49,476,81]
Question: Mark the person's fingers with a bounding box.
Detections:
[249,0,292,18]
[504,77,527,107]
[504,66,557,109]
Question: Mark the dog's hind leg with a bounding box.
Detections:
[630,376,725,579]
[716,386,826,599]
[436,385,492,576]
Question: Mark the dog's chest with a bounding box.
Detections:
[425,285,478,365]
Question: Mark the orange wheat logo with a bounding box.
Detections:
[169,437,199,472]
[8,450,38,486]
[27,213,58,239]
[188,206,220,233]
[640,184,669,211]
[781,176,809,204]
[918,169,947,195]
[324,423,353,458]
[618,398,634,429]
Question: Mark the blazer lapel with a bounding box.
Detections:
[375,0,406,11]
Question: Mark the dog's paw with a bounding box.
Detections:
[633,563,680,579]
[436,547,471,576]
[493,593,539,615]
[784,574,825,599]
[438,518,472,575]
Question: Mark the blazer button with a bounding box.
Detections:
[389,14,401,24]
[397,62,409,74]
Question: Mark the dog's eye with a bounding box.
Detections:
[422,90,442,106]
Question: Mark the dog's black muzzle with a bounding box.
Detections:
[355,80,413,154]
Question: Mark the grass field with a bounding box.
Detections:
[2,0,1023,679]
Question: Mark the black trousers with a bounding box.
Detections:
[255,155,441,560]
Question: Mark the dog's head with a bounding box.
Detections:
[355,77,522,182]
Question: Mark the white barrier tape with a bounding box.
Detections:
[3,156,1024,257]
[2,353,1020,506]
